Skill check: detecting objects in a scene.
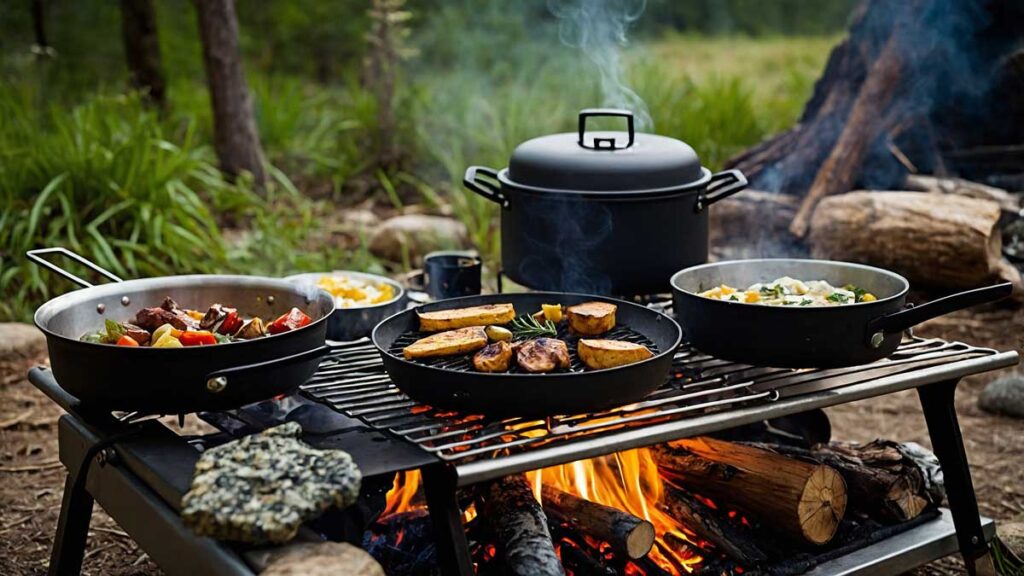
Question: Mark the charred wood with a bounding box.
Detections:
[658,486,768,567]
[541,484,655,560]
[477,475,564,576]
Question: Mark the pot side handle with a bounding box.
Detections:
[26,247,124,289]
[464,166,509,208]
[203,345,329,394]
[865,282,1013,346]
[698,169,748,211]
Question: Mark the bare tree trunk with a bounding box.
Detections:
[120,0,167,108]
[31,0,48,49]
[194,0,266,188]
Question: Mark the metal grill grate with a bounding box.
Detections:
[301,336,999,466]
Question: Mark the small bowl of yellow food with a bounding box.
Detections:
[285,271,405,341]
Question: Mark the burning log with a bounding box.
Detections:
[807,192,1023,292]
[653,437,847,545]
[547,522,618,576]
[658,487,768,567]
[540,484,655,560]
[477,475,564,576]
[363,510,439,576]
[750,440,942,523]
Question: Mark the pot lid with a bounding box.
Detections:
[507,108,705,192]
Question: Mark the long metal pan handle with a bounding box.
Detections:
[866,282,1013,346]
[26,247,124,288]
[464,166,509,208]
[203,346,329,394]
[697,169,748,212]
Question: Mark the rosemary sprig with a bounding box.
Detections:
[509,314,558,339]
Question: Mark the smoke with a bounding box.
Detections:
[549,0,652,131]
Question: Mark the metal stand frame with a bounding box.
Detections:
[419,377,998,576]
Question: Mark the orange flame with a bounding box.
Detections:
[528,448,703,574]
[380,449,705,574]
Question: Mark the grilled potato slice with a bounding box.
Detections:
[566,301,617,336]
[417,304,516,332]
[403,327,488,360]
[577,339,653,370]
[472,341,513,372]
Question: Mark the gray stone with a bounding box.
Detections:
[335,208,380,237]
[369,214,470,263]
[978,375,1024,418]
[181,422,361,544]
[0,323,47,361]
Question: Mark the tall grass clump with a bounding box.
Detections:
[0,89,263,320]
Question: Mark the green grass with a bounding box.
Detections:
[0,32,839,321]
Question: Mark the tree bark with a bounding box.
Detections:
[194,0,266,188]
[478,475,564,576]
[748,441,939,523]
[807,191,1022,291]
[120,0,167,108]
[540,484,655,560]
[653,437,847,545]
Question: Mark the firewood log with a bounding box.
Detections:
[540,484,655,560]
[547,523,618,576]
[653,437,847,545]
[807,191,1023,292]
[709,191,800,259]
[904,175,1020,214]
[750,440,941,523]
[658,487,768,567]
[478,475,564,576]
[790,35,904,237]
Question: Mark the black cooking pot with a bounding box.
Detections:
[464,108,748,295]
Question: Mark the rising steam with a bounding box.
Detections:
[549,0,652,131]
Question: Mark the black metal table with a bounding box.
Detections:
[30,335,1018,576]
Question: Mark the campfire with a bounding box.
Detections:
[365,432,942,575]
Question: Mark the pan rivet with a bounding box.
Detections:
[120,296,130,306]
[870,332,885,348]
[96,303,106,314]
[206,376,228,393]
[267,295,275,304]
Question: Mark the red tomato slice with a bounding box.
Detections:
[179,330,217,346]
[268,307,312,335]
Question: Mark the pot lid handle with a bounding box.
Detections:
[578,108,635,150]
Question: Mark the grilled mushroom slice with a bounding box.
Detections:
[472,341,513,372]
[578,339,653,370]
[515,338,571,373]
[566,302,617,336]
[403,326,489,360]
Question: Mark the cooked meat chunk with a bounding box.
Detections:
[236,317,266,340]
[566,301,617,336]
[418,304,516,332]
[403,327,489,360]
[199,304,230,330]
[472,341,513,372]
[160,296,180,311]
[123,323,151,346]
[577,339,653,370]
[135,306,194,331]
[515,338,571,373]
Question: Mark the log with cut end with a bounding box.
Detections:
[807,191,1022,292]
[478,475,564,576]
[540,484,655,560]
[751,440,940,523]
[658,487,768,567]
[653,437,847,545]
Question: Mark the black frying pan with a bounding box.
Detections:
[29,248,335,414]
[670,259,1013,368]
[372,292,682,417]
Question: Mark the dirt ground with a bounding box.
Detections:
[1,307,1021,575]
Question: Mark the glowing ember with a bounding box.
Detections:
[379,449,708,574]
